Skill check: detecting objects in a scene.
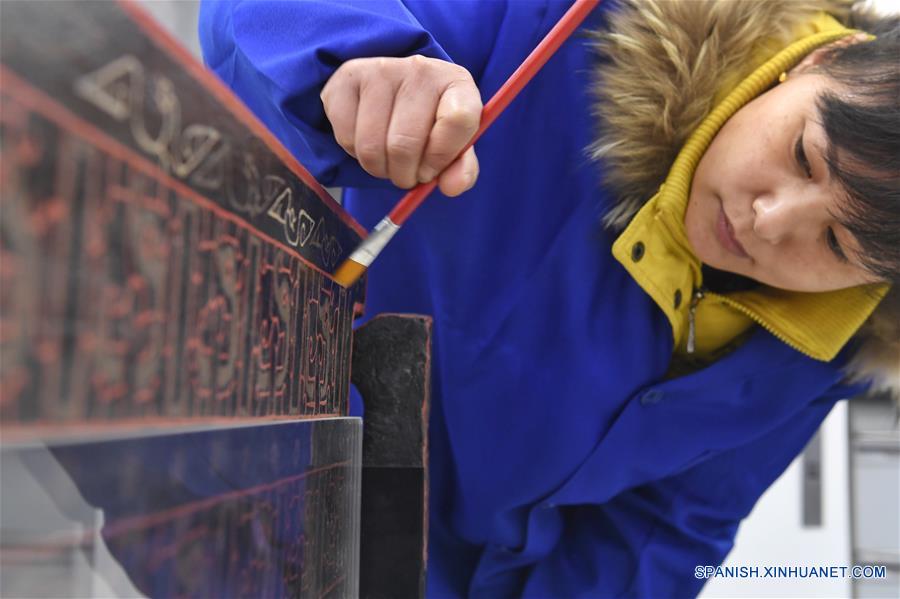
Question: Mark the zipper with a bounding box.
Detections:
[686,287,705,354]
[685,286,811,357]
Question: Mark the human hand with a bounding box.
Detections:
[321,55,482,197]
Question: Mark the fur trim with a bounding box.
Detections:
[844,287,900,396]
[587,0,898,399]
[587,0,853,230]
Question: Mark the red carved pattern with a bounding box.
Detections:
[0,83,353,428]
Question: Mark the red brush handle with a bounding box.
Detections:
[387,0,601,225]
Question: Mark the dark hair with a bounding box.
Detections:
[813,16,900,284]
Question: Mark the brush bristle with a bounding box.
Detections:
[332,259,367,288]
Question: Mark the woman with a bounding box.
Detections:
[199,0,899,595]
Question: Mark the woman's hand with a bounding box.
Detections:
[321,55,482,197]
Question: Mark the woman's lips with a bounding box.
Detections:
[716,202,750,259]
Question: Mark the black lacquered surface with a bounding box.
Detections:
[1,418,362,598]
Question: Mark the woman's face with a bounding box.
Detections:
[685,70,881,292]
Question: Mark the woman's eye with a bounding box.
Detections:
[795,134,812,179]
[827,227,848,262]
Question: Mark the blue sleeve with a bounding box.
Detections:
[199,0,508,187]
[545,332,870,509]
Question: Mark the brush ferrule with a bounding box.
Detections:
[350,217,400,267]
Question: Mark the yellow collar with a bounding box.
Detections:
[612,16,889,362]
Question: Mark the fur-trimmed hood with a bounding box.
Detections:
[587,0,899,398]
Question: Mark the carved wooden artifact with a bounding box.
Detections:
[0,1,367,431]
[1,2,368,597]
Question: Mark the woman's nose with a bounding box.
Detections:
[751,190,824,244]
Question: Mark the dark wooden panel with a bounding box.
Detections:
[352,314,432,599]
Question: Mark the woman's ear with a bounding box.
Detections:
[788,32,871,76]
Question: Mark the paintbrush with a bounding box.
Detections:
[333,0,601,287]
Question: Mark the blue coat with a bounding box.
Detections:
[199,1,866,596]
